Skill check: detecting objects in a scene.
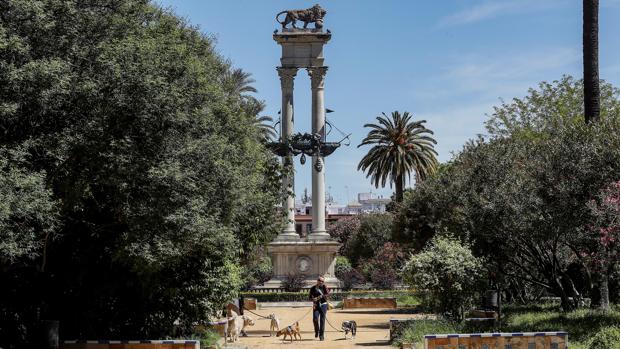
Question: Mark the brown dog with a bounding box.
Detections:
[276,321,301,342]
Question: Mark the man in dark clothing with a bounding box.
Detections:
[309,276,330,341]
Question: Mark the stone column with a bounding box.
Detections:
[307,66,330,241]
[276,67,299,241]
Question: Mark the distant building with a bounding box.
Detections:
[294,191,390,220]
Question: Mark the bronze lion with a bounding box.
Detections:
[276,4,326,30]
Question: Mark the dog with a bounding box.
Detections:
[268,313,280,337]
[342,320,357,339]
[276,321,301,343]
[226,313,255,343]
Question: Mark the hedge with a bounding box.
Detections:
[241,290,416,302]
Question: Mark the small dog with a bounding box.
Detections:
[268,313,280,336]
[276,321,301,342]
[341,320,357,339]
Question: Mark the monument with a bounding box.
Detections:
[262,4,341,289]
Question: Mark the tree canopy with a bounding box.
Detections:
[0,0,280,343]
[398,76,620,311]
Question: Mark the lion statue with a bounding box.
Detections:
[276,4,326,30]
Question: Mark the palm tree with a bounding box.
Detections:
[583,0,600,123]
[358,111,438,203]
[254,115,277,142]
[224,68,258,95]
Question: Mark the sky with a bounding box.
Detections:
[156,0,620,205]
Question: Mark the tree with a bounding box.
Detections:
[358,111,438,202]
[583,0,600,123]
[584,181,620,310]
[224,67,258,95]
[0,0,280,343]
[399,77,620,312]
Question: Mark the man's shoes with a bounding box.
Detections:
[315,332,319,338]
[320,336,324,341]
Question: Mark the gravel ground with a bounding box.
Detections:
[225,306,425,349]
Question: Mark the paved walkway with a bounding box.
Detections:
[227,306,424,349]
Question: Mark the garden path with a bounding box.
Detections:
[229,306,426,348]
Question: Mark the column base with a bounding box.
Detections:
[275,231,301,241]
[308,231,331,241]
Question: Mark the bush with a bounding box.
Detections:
[282,273,306,292]
[241,289,417,303]
[340,268,366,291]
[394,319,461,346]
[242,256,273,289]
[402,236,485,320]
[335,256,352,278]
[587,326,620,349]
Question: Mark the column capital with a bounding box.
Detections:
[277,67,298,90]
[307,66,328,90]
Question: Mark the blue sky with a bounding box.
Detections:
[156,0,620,205]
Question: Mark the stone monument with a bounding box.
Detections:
[262,5,341,289]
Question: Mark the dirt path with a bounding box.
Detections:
[228,306,423,349]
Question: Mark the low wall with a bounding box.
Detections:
[61,340,199,349]
[343,297,397,309]
[424,332,568,349]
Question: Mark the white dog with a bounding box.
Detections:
[268,313,280,336]
[226,313,255,343]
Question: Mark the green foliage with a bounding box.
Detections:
[358,111,438,202]
[189,328,221,348]
[485,75,620,138]
[241,290,417,303]
[398,77,620,311]
[0,148,58,263]
[241,255,273,290]
[588,326,620,349]
[502,304,620,348]
[394,319,461,347]
[403,236,485,320]
[0,0,280,343]
[347,213,394,266]
[335,256,352,278]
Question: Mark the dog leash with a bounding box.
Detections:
[242,306,272,320]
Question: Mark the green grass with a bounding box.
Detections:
[501,304,620,349]
[391,303,620,349]
[393,318,461,347]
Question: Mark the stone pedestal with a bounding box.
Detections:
[261,241,340,289]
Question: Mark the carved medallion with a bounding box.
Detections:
[296,256,313,273]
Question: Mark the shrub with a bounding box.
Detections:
[394,319,461,346]
[335,256,352,279]
[340,268,366,291]
[588,326,620,349]
[281,273,306,292]
[242,256,273,289]
[360,242,407,289]
[402,235,485,320]
[241,289,416,302]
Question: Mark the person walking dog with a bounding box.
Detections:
[309,276,330,341]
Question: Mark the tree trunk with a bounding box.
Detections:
[583,0,600,123]
[394,173,404,202]
[599,276,610,310]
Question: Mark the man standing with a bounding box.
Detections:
[309,276,330,341]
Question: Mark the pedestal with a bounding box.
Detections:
[260,240,341,289]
